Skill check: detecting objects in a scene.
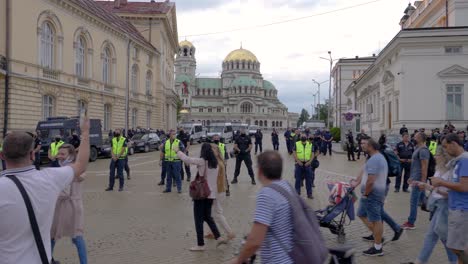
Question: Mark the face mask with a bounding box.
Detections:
[55,138,61,142]
[213,140,220,144]
[59,158,73,167]
[301,137,307,142]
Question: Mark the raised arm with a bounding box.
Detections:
[70,118,90,179]
[176,150,204,166]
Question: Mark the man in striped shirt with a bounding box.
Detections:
[231,151,294,264]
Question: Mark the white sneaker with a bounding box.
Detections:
[189,245,205,251]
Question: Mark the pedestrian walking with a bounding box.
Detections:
[293,133,314,199]
[254,129,263,154]
[231,128,255,185]
[0,118,89,264]
[395,133,414,192]
[49,135,65,167]
[105,129,127,192]
[162,130,185,193]
[174,143,224,251]
[401,132,430,230]
[351,137,388,256]
[177,127,192,182]
[346,130,356,161]
[271,128,279,151]
[50,144,88,264]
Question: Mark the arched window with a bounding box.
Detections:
[255,120,258,126]
[280,121,283,127]
[264,120,267,127]
[208,89,211,96]
[42,95,54,120]
[146,71,152,95]
[197,89,200,95]
[241,102,253,113]
[75,36,86,77]
[259,120,263,127]
[102,47,112,84]
[40,22,55,68]
[131,108,138,128]
[131,64,139,93]
[104,104,112,131]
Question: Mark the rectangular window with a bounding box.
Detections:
[208,108,212,113]
[445,46,462,54]
[199,108,203,113]
[104,104,111,131]
[217,108,221,113]
[146,111,151,128]
[42,95,54,120]
[131,108,138,128]
[446,84,463,120]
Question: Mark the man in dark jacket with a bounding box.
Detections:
[399,124,408,135]
[346,130,356,161]
[271,129,279,151]
[255,129,263,155]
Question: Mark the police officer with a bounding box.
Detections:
[213,134,230,196]
[177,127,191,182]
[158,134,168,186]
[162,130,185,193]
[294,133,314,199]
[254,129,263,154]
[399,124,408,135]
[321,129,333,156]
[106,129,127,191]
[313,129,322,154]
[395,132,414,193]
[231,128,255,185]
[356,129,367,160]
[346,130,356,161]
[271,128,279,151]
[284,127,292,154]
[48,135,65,167]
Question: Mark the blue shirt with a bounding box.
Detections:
[323,132,332,140]
[449,157,468,211]
[361,153,388,201]
[253,180,294,264]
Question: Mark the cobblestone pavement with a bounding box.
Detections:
[54,140,449,264]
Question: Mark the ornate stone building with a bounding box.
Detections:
[175,41,290,128]
[0,0,179,135]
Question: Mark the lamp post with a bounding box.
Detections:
[312,79,328,121]
[320,51,337,128]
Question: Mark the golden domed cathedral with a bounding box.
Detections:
[175,41,290,128]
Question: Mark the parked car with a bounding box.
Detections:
[132,132,161,153]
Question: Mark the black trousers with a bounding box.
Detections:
[346,143,355,161]
[180,151,191,180]
[395,162,411,191]
[193,199,220,246]
[255,141,263,153]
[272,141,279,150]
[234,154,255,178]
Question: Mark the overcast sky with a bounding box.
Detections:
[173,0,406,113]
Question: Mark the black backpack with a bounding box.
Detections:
[427,152,436,177]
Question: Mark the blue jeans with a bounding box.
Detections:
[109,159,124,189]
[417,203,457,264]
[52,236,88,264]
[294,164,313,196]
[166,161,182,192]
[408,187,424,224]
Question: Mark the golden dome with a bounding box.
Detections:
[179,40,194,48]
[224,48,258,62]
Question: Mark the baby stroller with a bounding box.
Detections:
[316,181,357,243]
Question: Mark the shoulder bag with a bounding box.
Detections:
[189,161,211,200]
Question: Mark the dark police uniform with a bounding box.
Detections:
[271,131,279,151]
[254,130,263,154]
[322,131,333,156]
[232,133,255,184]
[346,132,356,161]
[355,132,367,159]
[177,131,192,181]
[284,130,292,154]
[395,141,414,192]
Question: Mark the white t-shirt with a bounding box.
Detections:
[0,165,74,264]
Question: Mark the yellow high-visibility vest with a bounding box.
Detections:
[165,139,180,162]
[112,137,127,159]
[295,141,312,162]
[429,141,438,155]
[218,143,225,159]
[50,141,64,156]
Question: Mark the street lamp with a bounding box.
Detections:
[312,79,328,121]
[320,51,339,128]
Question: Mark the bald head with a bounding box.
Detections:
[3,132,34,163]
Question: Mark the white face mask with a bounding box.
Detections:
[59,158,73,167]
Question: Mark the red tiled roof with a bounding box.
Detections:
[69,0,155,50]
[95,1,173,15]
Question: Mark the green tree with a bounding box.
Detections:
[297,108,310,127]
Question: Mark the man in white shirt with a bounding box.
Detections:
[0,119,90,264]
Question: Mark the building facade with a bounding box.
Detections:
[175,41,292,129]
[0,0,178,135]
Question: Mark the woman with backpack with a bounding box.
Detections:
[50,144,87,264]
[174,143,224,251]
[403,146,458,264]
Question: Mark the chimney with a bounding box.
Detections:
[114,0,121,8]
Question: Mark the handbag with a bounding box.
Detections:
[6,175,50,264]
[189,161,211,200]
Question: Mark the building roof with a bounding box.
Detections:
[176,74,191,84]
[95,1,173,15]
[179,40,194,48]
[224,48,258,62]
[231,76,258,87]
[263,80,276,90]
[72,0,155,50]
[197,78,222,89]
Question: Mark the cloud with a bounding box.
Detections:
[173,0,229,12]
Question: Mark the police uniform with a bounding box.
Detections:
[177,131,192,181]
[395,141,414,192]
[284,129,292,154]
[355,132,367,159]
[163,138,185,193]
[322,131,332,156]
[346,132,356,161]
[294,140,314,198]
[428,140,438,155]
[254,130,263,154]
[49,139,65,167]
[271,131,279,151]
[106,136,127,191]
[232,133,255,184]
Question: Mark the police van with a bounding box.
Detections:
[36,117,104,162]
[180,122,205,144]
[206,122,234,143]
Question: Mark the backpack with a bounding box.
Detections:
[427,152,436,177]
[267,183,329,264]
[381,148,401,177]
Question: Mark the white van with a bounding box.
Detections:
[206,122,234,143]
[180,122,205,144]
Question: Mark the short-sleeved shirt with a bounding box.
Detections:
[253,180,293,264]
[396,141,415,159]
[0,166,74,264]
[449,157,468,211]
[410,146,430,181]
[235,134,252,153]
[360,153,388,201]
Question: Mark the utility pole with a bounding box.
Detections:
[320,51,335,128]
[312,79,328,122]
